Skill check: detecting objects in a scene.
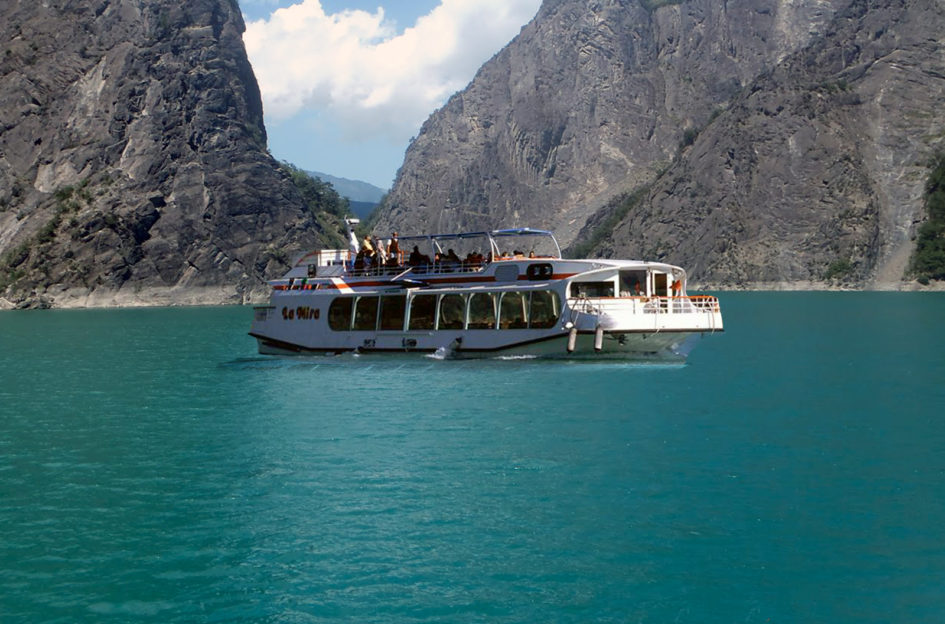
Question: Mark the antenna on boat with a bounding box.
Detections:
[344,217,361,254]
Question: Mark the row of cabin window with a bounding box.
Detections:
[327,291,560,332]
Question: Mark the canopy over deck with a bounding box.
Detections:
[392,228,561,259]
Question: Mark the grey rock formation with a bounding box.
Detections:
[0,0,336,308]
[373,0,945,288]
[594,0,945,288]
[375,0,851,243]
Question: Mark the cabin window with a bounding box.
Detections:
[352,296,379,331]
[526,263,554,281]
[570,281,614,298]
[494,264,519,282]
[379,295,406,331]
[438,294,466,330]
[408,294,436,330]
[468,293,497,329]
[653,273,669,298]
[499,292,528,329]
[619,271,647,296]
[328,297,353,331]
[529,291,560,328]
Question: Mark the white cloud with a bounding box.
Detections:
[244,0,541,144]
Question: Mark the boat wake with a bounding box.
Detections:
[427,346,451,360]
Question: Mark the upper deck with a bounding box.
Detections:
[282,228,561,279]
[275,228,687,292]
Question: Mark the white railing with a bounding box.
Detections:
[568,295,720,316]
[343,260,487,278]
[567,295,721,333]
[308,248,489,278]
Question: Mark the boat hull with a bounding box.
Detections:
[250,292,718,360]
[249,231,723,361]
[252,332,700,360]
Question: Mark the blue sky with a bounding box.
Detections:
[240,1,441,29]
[237,0,542,189]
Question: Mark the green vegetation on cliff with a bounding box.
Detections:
[566,186,650,259]
[280,162,349,220]
[0,182,93,291]
[278,162,350,248]
[910,152,945,283]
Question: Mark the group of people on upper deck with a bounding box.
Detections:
[352,232,398,273]
[352,232,492,275]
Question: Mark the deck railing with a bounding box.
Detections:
[306,248,490,278]
[568,295,721,315]
[343,261,487,278]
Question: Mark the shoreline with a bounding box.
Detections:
[691,279,945,292]
[0,284,271,311]
[2,280,943,311]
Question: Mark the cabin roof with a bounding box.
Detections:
[395,228,554,242]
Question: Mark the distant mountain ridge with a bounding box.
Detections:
[305,170,387,204]
[374,0,945,288]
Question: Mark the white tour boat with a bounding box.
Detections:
[249,219,722,358]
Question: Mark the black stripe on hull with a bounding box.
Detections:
[249,328,722,356]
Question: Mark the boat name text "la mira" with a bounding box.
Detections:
[283,306,321,321]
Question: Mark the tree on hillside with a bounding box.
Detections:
[911,152,945,283]
[279,162,349,220]
[278,162,349,248]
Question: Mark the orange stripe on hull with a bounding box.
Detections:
[274,272,578,291]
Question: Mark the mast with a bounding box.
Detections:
[344,217,360,254]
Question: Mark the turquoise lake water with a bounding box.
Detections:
[1,292,944,623]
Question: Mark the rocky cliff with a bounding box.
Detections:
[374,0,945,288]
[592,0,945,288]
[0,0,336,309]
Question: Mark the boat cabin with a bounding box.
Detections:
[568,266,685,299]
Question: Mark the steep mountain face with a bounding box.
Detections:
[374,0,945,288]
[375,0,852,245]
[0,0,333,308]
[592,0,945,287]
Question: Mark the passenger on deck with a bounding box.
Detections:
[464,251,483,269]
[374,240,387,269]
[362,235,382,274]
[633,281,643,296]
[387,232,400,263]
[408,245,431,267]
[362,234,376,258]
[444,249,461,271]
